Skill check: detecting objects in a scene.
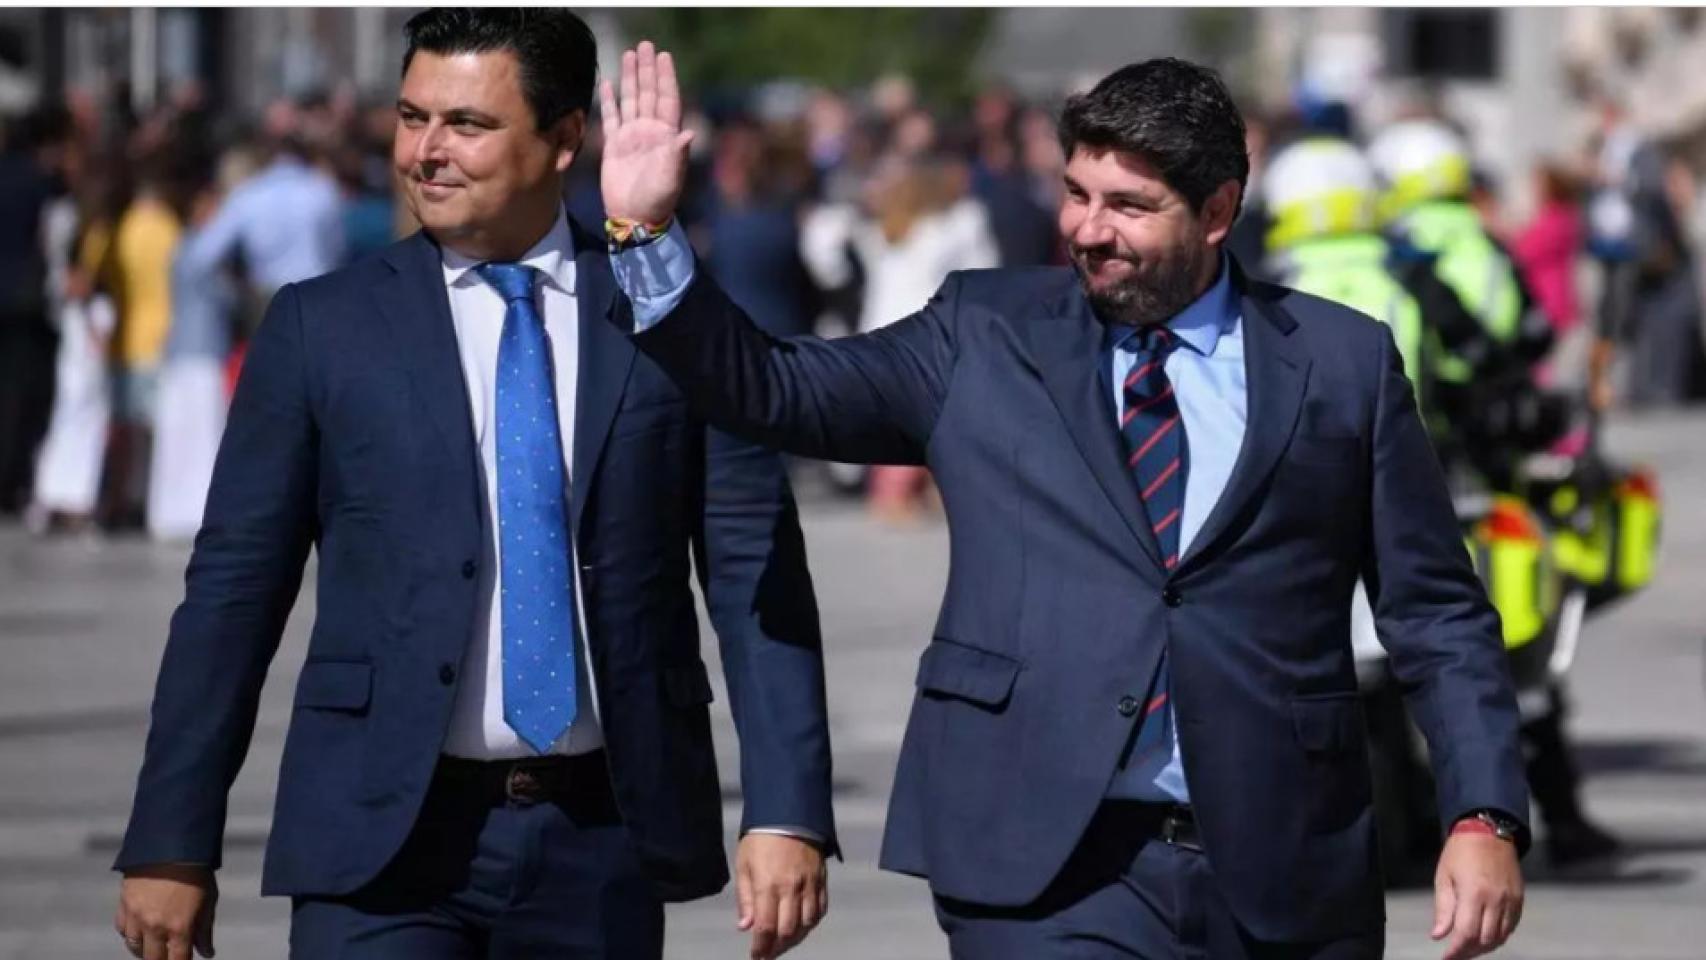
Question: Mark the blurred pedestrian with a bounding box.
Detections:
[147,155,235,542]
[0,110,61,516]
[102,152,183,529]
[697,116,815,339]
[30,147,124,535]
[1513,162,1589,387]
[175,128,346,344]
[800,155,997,523]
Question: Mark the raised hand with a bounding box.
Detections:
[600,41,695,225]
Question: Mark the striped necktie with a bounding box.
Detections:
[1119,324,1187,795]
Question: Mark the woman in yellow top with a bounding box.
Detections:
[104,164,182,527]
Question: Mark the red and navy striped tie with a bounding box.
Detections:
[1120,324,1186,790]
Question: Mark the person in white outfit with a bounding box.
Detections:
[29,168,122,535]
[147,163,236,541]
[800,154,999,521]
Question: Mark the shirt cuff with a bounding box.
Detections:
[610,225,696,332]
[744,825,827,849]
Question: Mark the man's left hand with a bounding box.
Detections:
[735,833,828,960]
[1431,829,1524,960]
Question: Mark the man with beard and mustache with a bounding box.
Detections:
[602,49,1527,960]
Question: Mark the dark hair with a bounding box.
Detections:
[1057,58,1249,215]
[402,8,598,129]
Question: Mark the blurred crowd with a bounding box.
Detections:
[1238,94,1706,411]
[2,66,1703,542]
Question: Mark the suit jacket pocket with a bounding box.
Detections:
[1291,693,1362,753]
[664,660,716,708]
[293,659,374,713]
[916,638,1022,708]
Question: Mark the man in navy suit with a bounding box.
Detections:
[113,11,834,960]
[600,47,1528,959]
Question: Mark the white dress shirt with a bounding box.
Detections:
[439,209,605,760]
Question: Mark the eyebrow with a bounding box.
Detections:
[1061,175,1160,209]
[395,99,502,127]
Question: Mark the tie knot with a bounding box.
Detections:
[476,261,539,304]
[1122,324,1176,358]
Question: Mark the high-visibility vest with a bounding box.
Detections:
[1390,201,1525,344]
[1276,235,1425,383]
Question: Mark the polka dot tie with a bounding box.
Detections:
[477,261,579,754]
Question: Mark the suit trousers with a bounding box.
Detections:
[932,803,1384,960]
[290,755,664,960]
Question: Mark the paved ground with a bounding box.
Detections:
[1,410,1703,960]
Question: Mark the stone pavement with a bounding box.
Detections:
[1,410,1703,960]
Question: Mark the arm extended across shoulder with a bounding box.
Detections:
[617,230,964,466]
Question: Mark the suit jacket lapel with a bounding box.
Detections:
[1177,277,1311,573]
[376,231,480,476]
[1024,283,1165,575]
[567,216,632,534]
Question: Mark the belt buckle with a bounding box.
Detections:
[504,763,546,806]
[1160,807,1202,853]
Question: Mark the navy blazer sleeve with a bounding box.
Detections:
[628,271,959,466]
[116,284,318,871]
[693,424,837,849]
[1360,322,1531,845]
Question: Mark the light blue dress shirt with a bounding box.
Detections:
[177,157,347,290]
[1102,260,1247,803]
[614,230,1249,804]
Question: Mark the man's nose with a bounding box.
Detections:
[414,122,449,166]
[1072,206,1115,247]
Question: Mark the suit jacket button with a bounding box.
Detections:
[1118,696,1140,717]
[460,559,477,580]
[439,663,456,685]
[1162,587,1183,608]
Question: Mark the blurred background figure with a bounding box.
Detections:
[0,108,61,518]
[101,150,181,530]
[801,154,997,523]
[692,113,816,340]
[175,130,345,347]
[28,148,122,536]
[1513,162,1589,388]
[147,151,234,542]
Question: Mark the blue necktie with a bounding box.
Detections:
[477,261,579,754]
[1118,325,1187,796]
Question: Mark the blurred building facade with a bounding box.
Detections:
[0,7,626,119]
[1252,8,1706,216]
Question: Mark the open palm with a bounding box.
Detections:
[600,41,694,224]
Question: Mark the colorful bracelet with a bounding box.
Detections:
[605,217,673,250]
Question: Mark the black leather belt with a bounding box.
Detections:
[1102,801,1203,853]
[434,751,611,808]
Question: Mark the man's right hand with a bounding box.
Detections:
[599,40,695,225]
[116,865,217,960]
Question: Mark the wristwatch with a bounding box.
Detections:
[1456,809,1523,845]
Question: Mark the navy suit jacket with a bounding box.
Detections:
[115,218,836,903]
[626,260,1529,940]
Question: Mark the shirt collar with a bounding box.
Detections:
[1104,254,1237,358]
[441,206,578,296]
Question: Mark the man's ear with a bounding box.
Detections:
[552,111,587,173]
[1200,179,1243,247]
